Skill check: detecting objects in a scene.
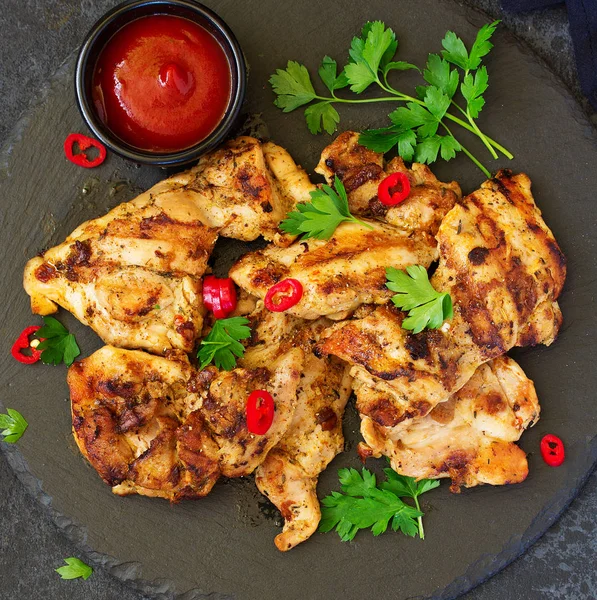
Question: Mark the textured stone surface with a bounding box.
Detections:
[0,1,595,599]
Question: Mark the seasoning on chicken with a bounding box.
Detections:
[358,356,540,492]
[316,130,461,239]
[23,137,312,354]
[255,319,352,551]
[24,174,218,354]
[68,346,220,501]
[317,171,566,429]
[230,219,440,320]
[230,132,460,320]
[186,136,315,245]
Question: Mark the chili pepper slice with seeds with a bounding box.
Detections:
[378,172,411,206]
[264,278,303,312]
[246,389,275,435]
[540,433,565,467]
[11,326,43,365]
[203,275,237,319]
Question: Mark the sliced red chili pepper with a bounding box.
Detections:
[246,389,275,435]
[378,172,411,206]
[202,275,237,319]
[64,133,107,168]
[264,278,303,312]
[11,326,43,365]
[540,434,565,467]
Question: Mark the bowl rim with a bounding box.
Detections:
[74,0,246,166]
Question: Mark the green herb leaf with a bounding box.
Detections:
[386,265,453,333]
[461,65,489,118]
[439,135,462,161]
[305,102,340,134]
[344,60,377,93]
[389,103,438,137]
[423,86,451,122]
[380,469,440,538]
[362,21,397,74]
[197,317,251,371]
[318,56,349,93]
[34,316,80,367]
[269,61,316,112]
[468,20,500,70]
[441,30,469,70]
[383,61,420,76]
[0,408,28,443]
[423,54,459,98]
[414,135,442,164]
[56,557,93,581]
[280,176,372,240]
[319,468,434,542]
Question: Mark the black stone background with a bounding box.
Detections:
[0,1,595,599]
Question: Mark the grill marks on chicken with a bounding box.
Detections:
[358,356,540,492]
[255,319,352,551]
[230,219,440,320]
[230,132,460,321]
[24,137,312,355]
[317,170,565,431]
[316,131,461,239]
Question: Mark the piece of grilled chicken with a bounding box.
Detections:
[68,311,304,499]
[68,346,221,501]
[255,319,352,551]
[230,219,440,320]
[317,171,566,430]
[230,132,460,320]
[359,356,540,492]
[24,137,311,354]
[316,131,461,238]
[188,137,315,245]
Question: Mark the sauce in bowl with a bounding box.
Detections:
[92,14,232,152]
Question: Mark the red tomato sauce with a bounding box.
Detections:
[92,15,231,152]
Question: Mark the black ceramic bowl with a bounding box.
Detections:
[75,0,246,166]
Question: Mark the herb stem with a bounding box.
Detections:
[413,494,424,539]
[315,95,400,105]
[442,122,491,178]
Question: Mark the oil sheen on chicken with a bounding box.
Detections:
[358,356,540,492]
[317,171,566,429]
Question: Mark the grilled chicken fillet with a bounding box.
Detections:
[317,171,566,429]
[359,356,540,492]
[255,319,352,551]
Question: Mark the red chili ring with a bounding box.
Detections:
[540,434,565,467]
[378,172,411,206]
[264,278,303,312]
[11,326,43,365]
[203,275,238,319]
[64,133,107,169]
[246,389,275,435]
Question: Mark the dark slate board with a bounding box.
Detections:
[1,0,596,599]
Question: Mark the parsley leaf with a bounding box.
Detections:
[280,175,372,240]
[269,61,316,111]
[318,56,349,93]
[461,65,489,118]
[386,265,453,333]
[319,467,438,541]
[441,30,470,70]
[423,54,459,98]
[56,557,93,581]
[197,317,251,371]
[469,20,500,70]
[0,408,28,443]
[305,102,340,134]
[380,469,440,539]
[34,316,80,367]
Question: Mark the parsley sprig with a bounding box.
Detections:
[55,557,93,580]
[270,20,512,177]
[386,265,453,334]
[319,467,439,541]
[0,408,28,443]
[280,175,372,239]
[197,317,251,371]
[34,316,80,366]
